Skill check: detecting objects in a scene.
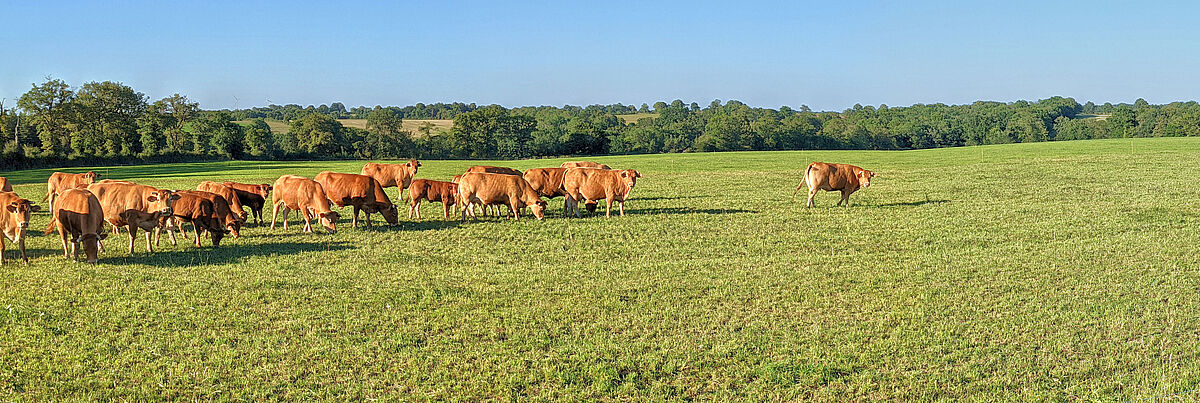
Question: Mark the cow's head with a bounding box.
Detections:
[856,169,875,188]
[530,199,547,220]
[82,171,101,184]
[5,198,39,230]
[211,226,229,246]
[76,232,108,263]
[380,203,400,226]
[147,189,179,216]
[402,160,421,186]
[257,184,273,199]
[226,219,242,239]
[319,211,340,234]
[619,170,642,192]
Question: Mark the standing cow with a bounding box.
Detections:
[456,173,546,221]
[223,182,273,224]
[795,162,875,208]
[44,171,101,208]
[408,179,458,220]
[0,192,40,264]
[198,181,248,223]
[314,172,399,227]
[44,188,107,263]
[271,175,340,234]
[87,182,178,254]
[361,160,421,201]
[563,168,642,218]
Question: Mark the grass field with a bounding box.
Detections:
[617,113,658,124]
[2,137,1199,400]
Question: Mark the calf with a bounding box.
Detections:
[315,172,399,227]
[561,161,611,169]
[361,160,421,201]
[198,181,248,223]
[44,188,107,263]
[457,173,546,221]
[0,192,40,264]
[223,182,272,224]
[271,175,340,233]
[0,177,11,192]
[44,171,101,208]
[408,179,458,219]
[795,162,875,208]
[159,191,230,247]
[563,168,642,218]
[87,182,178,254]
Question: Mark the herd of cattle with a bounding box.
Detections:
[0,160,649,265]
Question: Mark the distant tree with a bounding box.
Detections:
[242,119,275,157]
[364,108,414,158]
[289,113,343,155]
[17,77,75,156]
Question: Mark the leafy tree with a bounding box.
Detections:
[242,119,275,157]
[289,113,344,155]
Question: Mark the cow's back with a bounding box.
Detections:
[524,168,568,197]
[807,162,859,191]
[562,161,610,169]
[274,175,327,210]
[467,166,522,176]
[88,183,151,221]
[55,189,105,233]
[460,172,521,204]
[0,177,11,192]
[315,172,375,206]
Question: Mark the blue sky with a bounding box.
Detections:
[3,1,1199,111]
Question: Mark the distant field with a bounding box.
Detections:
[236,119,454,135]
[617,113,658,124]
[1077,113,1111,121]
[2,137,1200,399]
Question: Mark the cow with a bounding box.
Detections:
[361,160,421,201]
[466,165,523,176]
[456,173,546,221]
[157,191,231,247]
[86,182,177,254]
[524,167,599,215]
[44,188,107,263]
[222,182,272,224]
[0,192,40,264]
[563,168,642,218]
[0,177,11,192]
[44,171,101,208]
[794,162,875,208]
[314,172,398,227]
[271,175,340,233]
[407,179,458,219]
[561,161,611,170]
[198,181,248,223]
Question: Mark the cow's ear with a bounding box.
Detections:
[98,233,109,240]
[30,205,41,212]
[147,195,159,202]
[621,171,629,178]
[870,172,876,178]
[634,170,642,178]
[6,204,16,213]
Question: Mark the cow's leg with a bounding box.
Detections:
[193,220,203,247]
[441,201,449,219]
[605,197,614,218]
[843,190,853,207]
[59,230,70,259]
[18,236,27,264]
[271,202,282,230]
[619,200,626,216]
[72,240,81,263]
[807,189,818,208]
[351,206,360,228]
[144,225,154,254]
[408,200,416,220]
[0,238,5,265]
[301,209,313,233]
[510,202,519,220]
[126,224,138,254]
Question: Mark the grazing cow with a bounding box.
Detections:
[795,162,875,208]
[0,177,11,192]
[561,161,611,170]
[0,192,40,264]
[44,171,101,208]
[158,191,231,247]
[314,172,398,227]
[222,182,273,224]
[457,173,546,221]
[563,168,642,218]
[466,165,523,176]
[44,189,107,263]
[361,160,421,200]
[524,167,599,215]
[87,182,177,254]
[408,179,458,219]
[198,181,248,223]
[271,175,340,233]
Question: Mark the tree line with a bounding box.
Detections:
[4,77,1200,169]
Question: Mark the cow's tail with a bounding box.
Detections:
[44,215,57,236]
[793,164,813,200]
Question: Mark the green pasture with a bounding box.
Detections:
[1,137,1199,400]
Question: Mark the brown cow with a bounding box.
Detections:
[466,165,523,176]
[457,173,546,221]
[795,162,875,208]
[0,192,40,264]
[223,182,272,224]
[561,161,611,170]
[87,182,177,254]
[361,160,421,200]
[198,181,248,223]
[157,191,231,247]
[408,179,458,219]
[524,167,598,215]
[0,177,11,192]
[44,189,107,263]
[271,175,340,233]
[44,171,101,208]
[314,172,398,227]
[563,168,642,218]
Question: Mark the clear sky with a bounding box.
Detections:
[4,1,1199,111]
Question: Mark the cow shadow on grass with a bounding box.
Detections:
[874,199,949,207]
[100,241,356,267]
[635,195,707,202]
[344,220,464,232]
[618,207,757,215]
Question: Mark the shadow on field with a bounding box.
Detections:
[635,195,706,202]
[875,199,949,207]
[623,207,756,215]
[103,241,355,267]
[348,220,463,232]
